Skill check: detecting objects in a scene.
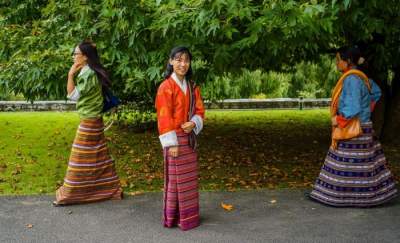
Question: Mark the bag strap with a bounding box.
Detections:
[188,81,196,119]
[188,80,197,150]
[331,69,371,116]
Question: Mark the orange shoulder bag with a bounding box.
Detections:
[330,69,371,149]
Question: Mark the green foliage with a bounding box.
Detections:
[0,0,157,108]
[202,74,236,101]
[1,0,399,110]
[202,70,285,101]
[0,0,337,106]
[262,71,291,98]
[108,105,157,128]
[289,55,338,98]
[236,69,262,98]
[0,86,10,100]
[201,56,336,101]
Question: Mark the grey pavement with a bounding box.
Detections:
[0,190,399,243]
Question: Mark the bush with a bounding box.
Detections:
[202,74,234,101]
[0,84,10,100]
[289,55,337,98]
[236,69,262,98]
[201,56,335,101]
[262,71,291,98]
[103,103,157,132]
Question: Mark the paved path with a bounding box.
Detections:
[1,190,399,243]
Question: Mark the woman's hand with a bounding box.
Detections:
[181,121,195,133]
[370,101,377,112]
[169,146,179,157]
[331,116,338,127]
[68,62,84,78]
[67,62,83,94]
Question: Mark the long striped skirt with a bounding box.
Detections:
[310,122,397,207]
[163,132,200,231]
[55,118,122,205]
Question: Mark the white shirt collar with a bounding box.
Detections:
[171,72,187,95]
[78,65,90,77]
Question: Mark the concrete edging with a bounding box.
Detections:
[0,98,331,112]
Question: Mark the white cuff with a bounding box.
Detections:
[67,88,80,101]
[159,130,178,148]
[190,115,203,135]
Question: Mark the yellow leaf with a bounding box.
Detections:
[120,179,128,187]
[129,191,144,196]
[221,202,234,211]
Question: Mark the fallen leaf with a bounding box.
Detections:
[129,191,144,196]
[221,202,234,211]
[26,224,33,228]
[11,164,23,176]
[120,179,128,187]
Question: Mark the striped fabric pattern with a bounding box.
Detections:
[310,122,397,207]
[55,118,122,205]
[163,132,200,231]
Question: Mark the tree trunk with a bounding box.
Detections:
[371,99,384,135]
[381,67,400,144]
[367,58,387,139]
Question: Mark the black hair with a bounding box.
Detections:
[337,46,362,66]
[78,41,112,90]
[163,46,193,80]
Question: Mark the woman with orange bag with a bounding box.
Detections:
[309,46,397,207]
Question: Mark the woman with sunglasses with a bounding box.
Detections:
[53,41,122,206]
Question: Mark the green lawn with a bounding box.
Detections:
[0,110,399,195]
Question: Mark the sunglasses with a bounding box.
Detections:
[71,49,83,56]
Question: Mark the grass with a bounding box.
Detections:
[0,112,77,194]
[0,110,399,195]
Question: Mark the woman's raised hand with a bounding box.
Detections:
[68,63,84,78]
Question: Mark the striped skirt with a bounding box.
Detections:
[310,122,397,207]
[55,118,122,205]
[163,132,200,231]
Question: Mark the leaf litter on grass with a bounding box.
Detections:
[1,110,399,194]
